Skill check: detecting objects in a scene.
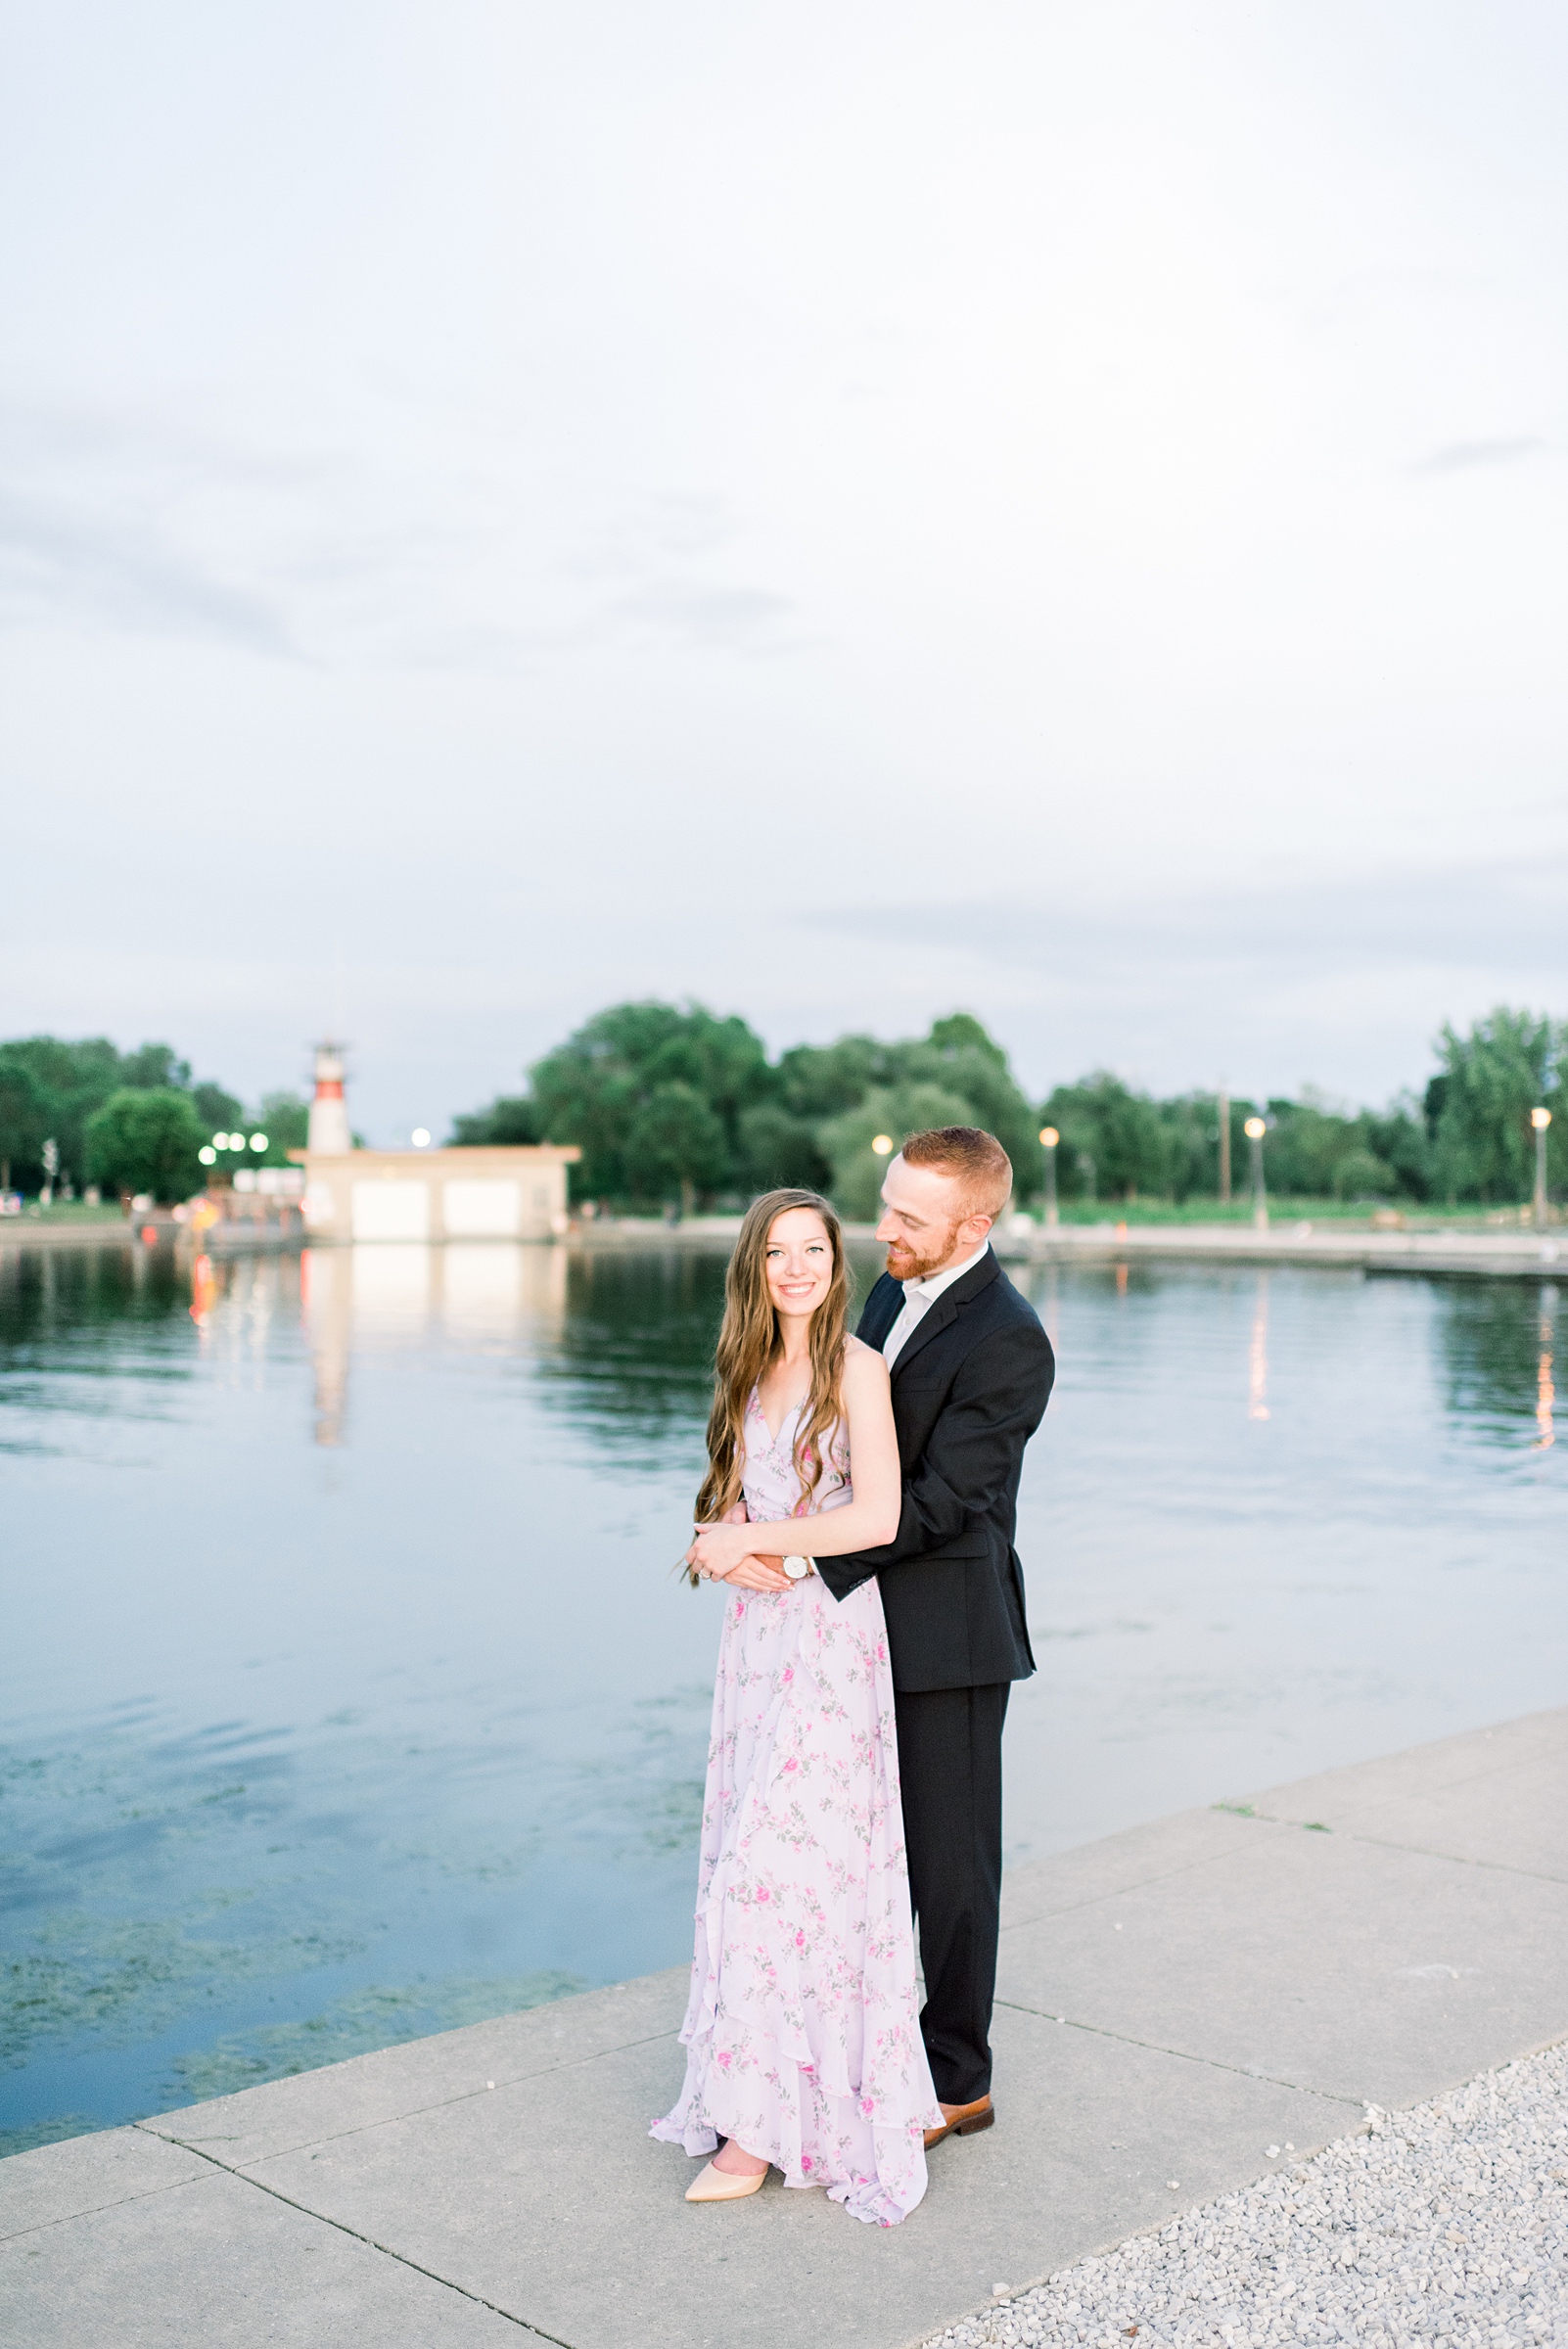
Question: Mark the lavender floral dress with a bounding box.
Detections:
[650,1391,941,2225]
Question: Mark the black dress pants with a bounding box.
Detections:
[893,1681,1010,2107]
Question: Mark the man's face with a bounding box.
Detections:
[874,1155,989,1282]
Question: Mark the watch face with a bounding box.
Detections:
[783,1554,808,1580]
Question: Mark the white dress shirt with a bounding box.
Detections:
[881,1243,992,1367]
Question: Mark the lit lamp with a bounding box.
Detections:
[1039,1127,1060,1227]
[870,1133,895,1157]
[1244,1116,1268,1231]
[1531,1106,1552,1230]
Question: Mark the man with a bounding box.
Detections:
[817,1127,1053,2146]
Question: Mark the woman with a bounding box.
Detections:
[650,1189,942,2226]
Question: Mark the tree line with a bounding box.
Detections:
[453,1000,1565,1214]
[0,1036,308,1204]
[3,1001,1560,1212]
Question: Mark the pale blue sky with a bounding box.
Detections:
[2,1,1563,1138]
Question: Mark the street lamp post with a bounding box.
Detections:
[1244,1116,1268,1231]
[1039,1127,1060,1227]
[1531,1107,1552,1229]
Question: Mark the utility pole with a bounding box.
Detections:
[1532,1107,1552,1229]
[1218,1085,1231,1206]
[1039,1127,1060,1227]
[1245,1116,1268,1230]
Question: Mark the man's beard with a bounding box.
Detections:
[885,1225,961,1283]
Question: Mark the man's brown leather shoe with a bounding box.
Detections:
[924,2095,994,2149]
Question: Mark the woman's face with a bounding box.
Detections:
[763,1207,834,1321]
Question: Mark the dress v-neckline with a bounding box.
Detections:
[754,1386,807,1451]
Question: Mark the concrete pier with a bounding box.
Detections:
[4,1213,1560,1279]
[1000,1220,1565,1280]
[560,1215,1566,1281]
[4,1708,1565,2348]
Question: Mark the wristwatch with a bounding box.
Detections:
[781,1554,815,1582]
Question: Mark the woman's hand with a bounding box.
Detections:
[685,1521,793,1593]
[686,1522,752,1580]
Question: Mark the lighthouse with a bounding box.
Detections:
[307,1041,352,1156]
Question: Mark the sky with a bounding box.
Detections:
[2,0,1564,1143]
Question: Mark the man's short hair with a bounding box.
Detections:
[900,1126,1013,1222]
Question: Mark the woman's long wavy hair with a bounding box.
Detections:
[694,1188,852,1541]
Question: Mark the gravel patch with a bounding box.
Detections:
[922,2039,1568,2349]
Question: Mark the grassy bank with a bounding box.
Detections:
[4,1201,132,1226]
[1026,1197,1549,1229]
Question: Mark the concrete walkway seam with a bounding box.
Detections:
[990,2003,1370,2110]
[132,2124,576,2348]
[143,2022,682,2173]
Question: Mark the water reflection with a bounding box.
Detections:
[300,1242,573,1445]
[1248,1272,1270,1421]
[1437,1276,1563,1449]
[304,1245,349,1444]
[3,1243,1566,2157]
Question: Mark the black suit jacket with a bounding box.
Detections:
[817,1249,1054,1694]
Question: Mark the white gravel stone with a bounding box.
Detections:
[920,2039,1568,2349]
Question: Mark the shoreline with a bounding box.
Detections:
[3,1213,1561,1281]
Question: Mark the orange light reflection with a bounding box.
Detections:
[1536,1286,1557,1450]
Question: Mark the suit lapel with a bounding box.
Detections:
[889,1249,1001,1378]
[856,1272,904,1351]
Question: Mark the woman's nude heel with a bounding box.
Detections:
[685,2158,769,2202]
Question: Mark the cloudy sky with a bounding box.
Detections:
[2,1,1563,1139]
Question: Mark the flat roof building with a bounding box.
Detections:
[300,1145,580,1244]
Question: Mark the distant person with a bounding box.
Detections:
[652,1186,940,2222]
[653,1129,1053,2216]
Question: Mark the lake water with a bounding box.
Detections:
[2,1237,1563,2157]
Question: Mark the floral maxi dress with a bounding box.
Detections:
[650,1393,941,2225]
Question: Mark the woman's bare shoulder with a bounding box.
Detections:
[843,1334,890,1382]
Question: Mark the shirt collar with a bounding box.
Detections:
[902,1240,992,1304]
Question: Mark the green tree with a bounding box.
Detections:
[775,1035,891,1120]
[776,1013,1040,1199]
[896,1017,1041,1194]
[86,1088,207,1203]
[1040,1074,1171,1202]
[0,1036,253,1194]
[527,1000,776,1202]
[1153,1091,1222,1202]
[0,1058,48,1190]
[0,1036,124,1190]
[817,1082,976,1221]
[1331,1146,1398,1201]
[118,1042,192,1090]
[449,1095,542,1147]
[1359,1097,1432,1200]
[735,1104,833,1193]
[623,1082,729,1213]
[1430,1007,1566,1203]
[251,1091,310,1166]
[191,1082,243,1139]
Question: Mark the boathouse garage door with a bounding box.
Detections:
[351,1179,431,1241]
[442,1178,523,1237]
